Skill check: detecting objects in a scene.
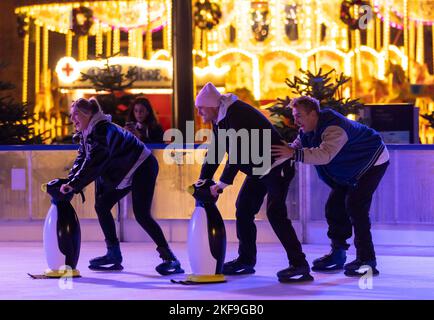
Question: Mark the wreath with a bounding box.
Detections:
[193,0,222,30]
[72,6,93,36]
[340,0,370,30]
[251,9,269,42]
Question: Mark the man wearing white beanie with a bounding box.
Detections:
[195,82,313,283]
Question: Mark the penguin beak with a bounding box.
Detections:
[41,183,47,193]
[187,185,195,195]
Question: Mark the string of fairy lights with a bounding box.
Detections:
[13,0,434,142]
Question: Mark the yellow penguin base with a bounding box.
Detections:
[44,269,81,278]
[186,274,226,283]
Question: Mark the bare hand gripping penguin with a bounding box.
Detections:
[172,179,226,284]
[41,178,83,278]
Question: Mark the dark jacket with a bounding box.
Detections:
[299,109,385,187]
[199,99,285,184]
[68,120,149,192]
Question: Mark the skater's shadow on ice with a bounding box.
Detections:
[74,276,172,290]
[73,271,193,290]
[86,270,164,279]
[224,274,361,297]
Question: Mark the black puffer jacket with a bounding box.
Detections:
[68,120,149,192]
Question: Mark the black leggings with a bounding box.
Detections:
[94,154,168,248]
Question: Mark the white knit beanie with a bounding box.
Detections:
[195,82,221,108]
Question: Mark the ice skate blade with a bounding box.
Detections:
[278,274,314,283]
[88,264,124,271]
[344,268,379,277]
[312,265,344,273]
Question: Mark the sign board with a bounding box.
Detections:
[56,56,172,88]
[55,56,228,89]
[363,103,418,144]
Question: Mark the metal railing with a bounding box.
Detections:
[1,144,434,225]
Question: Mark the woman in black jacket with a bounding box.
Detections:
[60,97,183,275]
[124,96,164,143]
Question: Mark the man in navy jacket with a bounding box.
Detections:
[195,82,313,283]
[272,96,389,277]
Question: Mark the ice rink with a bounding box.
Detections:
[1,242,434,300]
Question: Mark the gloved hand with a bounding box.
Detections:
[210,184,223,198]
[60,184,73,194]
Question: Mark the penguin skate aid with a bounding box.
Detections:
[171,179,226,285]
[38,178,85,278]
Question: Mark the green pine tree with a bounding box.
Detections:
[268,68,364,142]
[79,53,139,126]
[0,63,42,144]
[80,53,139,93]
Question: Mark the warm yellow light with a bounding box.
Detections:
[62,88,177,95]
[35,24,40,95]
[107,56,172,73]
[96,24,103,57]
[210,48,261,100]
[42,26,49,90]
[22,32,30,104]
[56,55,173,86]
[128,88,174,94]
[383,2,390,62]
[111,29,119,56]
[66,30,73,57]
[416,22,425,65]
[358,46,386,80]
[151,50,171,60]
[165,0,172,54]
[270,47,304,59]
[193,65,230,77]
[304,46,352,76]
[55,57,81,84]
[56,116,62,137]
[346,113,356,121]
[128,29,135,57]
[106,29,112,57]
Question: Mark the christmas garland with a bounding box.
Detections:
[340,0,370,30]
[72,6,93,36]
[193,0,222,30]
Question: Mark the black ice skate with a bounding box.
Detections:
[277,265,314,283]
[155,246,184,275]
[88,242,123,271]
[344,259,379,277]
[312,248,347,272]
